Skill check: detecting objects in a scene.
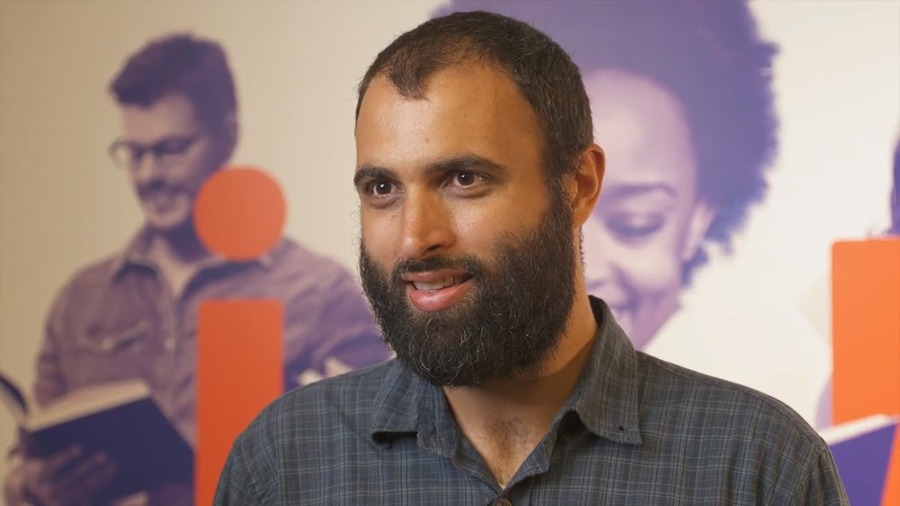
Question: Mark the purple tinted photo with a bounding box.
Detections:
[2,33,388,506]
[437,0,778,349]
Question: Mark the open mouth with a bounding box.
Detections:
[403,272,474,312]
[410,274,472,291]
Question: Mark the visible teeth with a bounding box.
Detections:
[413,277,455,291]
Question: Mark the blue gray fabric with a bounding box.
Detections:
[216,297,848,505]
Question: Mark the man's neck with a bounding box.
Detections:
[147,225,214,298]
[441,294,598,488]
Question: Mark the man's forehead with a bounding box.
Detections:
[119,92,201,140]
[356,64,539,139]
[354,64,545,186]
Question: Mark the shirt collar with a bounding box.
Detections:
[561,296,642,444]
[106,227,278,279]
[370,361,432,437]
[369,296,642,446]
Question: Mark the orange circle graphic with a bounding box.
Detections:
[194,166,286,260]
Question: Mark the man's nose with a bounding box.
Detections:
[398,190,454,260]
[131,151,163,183]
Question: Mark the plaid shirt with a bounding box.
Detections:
[216,297,848,505]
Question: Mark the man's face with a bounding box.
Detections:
[117,93,231,233]
[354,65,578,387]
[582,70,714,348]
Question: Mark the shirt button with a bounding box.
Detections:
[164,338,176,351]
[495,499,512,506]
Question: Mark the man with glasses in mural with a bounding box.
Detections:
[215,10,847,504]
[3,33,388,506]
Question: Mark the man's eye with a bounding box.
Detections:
[156,140,192,156]
[455,172,477,186]
[126,147,147,163]
[372,181,394,195]
[453,172,481,186]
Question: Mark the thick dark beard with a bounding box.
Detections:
[359,189,577,387]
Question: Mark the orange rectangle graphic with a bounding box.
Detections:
[832,238,900,506]
[196,300,283,506]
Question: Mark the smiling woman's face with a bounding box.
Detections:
[583,70,715,349]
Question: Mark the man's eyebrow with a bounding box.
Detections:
[353,154,508,188]
[423,154,507,177]
[353,166,395,188]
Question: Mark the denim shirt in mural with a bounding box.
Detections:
[32,230,389,446]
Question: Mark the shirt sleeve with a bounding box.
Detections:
[213,424,268,505]
[283,261,390,389]
[791,446,850,506]
[312,265,390,368]
[33,285,72,407]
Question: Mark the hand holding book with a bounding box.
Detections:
[0,370,193,503]
[5,445,117,506]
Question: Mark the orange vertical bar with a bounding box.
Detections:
[832,238,900,506]
[196,300,283,505]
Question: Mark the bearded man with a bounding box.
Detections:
[215,11,848,505]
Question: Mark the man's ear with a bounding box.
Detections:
[569,143,605,228]
[681,201,716,262]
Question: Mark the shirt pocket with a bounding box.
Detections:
[76,320,150,355]
[71,320,152,384]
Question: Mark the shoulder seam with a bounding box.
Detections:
[639,352,826,449]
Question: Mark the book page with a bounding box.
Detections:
[27,380,151,431]
[819,413,900,445]
[0,369,28,424]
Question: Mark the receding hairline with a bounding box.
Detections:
[355,58,542,141]
[356,36,519,116]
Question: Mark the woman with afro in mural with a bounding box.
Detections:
[438,0,777,350]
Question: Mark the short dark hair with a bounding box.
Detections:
[355,10,593,189]
[110,33,237,128]
[439,0,778,274]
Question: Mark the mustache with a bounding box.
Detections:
[390,255,483,280]
[137,180,188,199]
